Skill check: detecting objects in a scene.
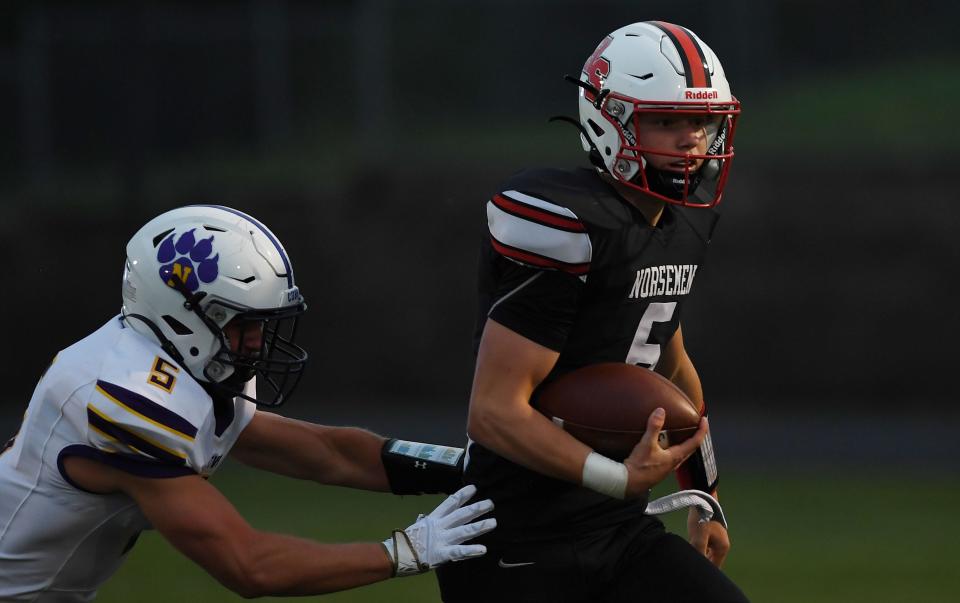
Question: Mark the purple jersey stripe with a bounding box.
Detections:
[58,445,195,492]
[87,406,187,466]
[96,380,197,440]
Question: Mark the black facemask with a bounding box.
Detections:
[202,304,308,407]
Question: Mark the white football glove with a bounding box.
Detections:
[382,484,496,577]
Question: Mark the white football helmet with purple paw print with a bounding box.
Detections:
[122,205,307,407]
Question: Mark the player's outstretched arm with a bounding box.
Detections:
[231,411,467,495]
[62,457,494,597]
[231,410,392,491]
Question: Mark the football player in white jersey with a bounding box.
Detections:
[0,205,495,601]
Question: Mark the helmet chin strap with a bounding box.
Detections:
[700,159,721,180]
[123,310,251,401]
[120,312,188,368]
[642,165,705,201]
[695,117,728,183]
[639,117,731,201]
[167,279,234,376]
[548,115,610,175]
[124,274,234,386]
[121,310,245,389]
[163,278,272,402]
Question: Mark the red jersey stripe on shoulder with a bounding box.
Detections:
[649,21,711,88]
[492,193,587,233]
[491,237,590,276]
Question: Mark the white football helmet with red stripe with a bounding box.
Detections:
[577,21,740,207]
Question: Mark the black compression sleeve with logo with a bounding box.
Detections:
[381,439,465,495]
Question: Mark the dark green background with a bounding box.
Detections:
[2,1,958,600]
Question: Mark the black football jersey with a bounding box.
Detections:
[466,167,719,543]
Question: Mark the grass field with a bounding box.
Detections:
[96,464,959,602]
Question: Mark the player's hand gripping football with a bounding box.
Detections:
[382,484,496,577]
[623,408,708,499]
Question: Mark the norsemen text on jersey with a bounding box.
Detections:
[628,264,698,299]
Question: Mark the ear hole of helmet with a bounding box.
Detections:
[151,228,175,248]
[587,119,605,137]
[162,315,193,336]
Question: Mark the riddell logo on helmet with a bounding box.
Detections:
[684,90,719,100]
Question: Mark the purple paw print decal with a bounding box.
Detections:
[157,229,219,292]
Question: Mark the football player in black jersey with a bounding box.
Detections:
[436,21,749,603]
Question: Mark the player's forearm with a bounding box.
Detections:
[656,327,704,409]
[282,424,390,491]
[233,417,390,491]
[314,426,391,491]
[225,534,392,597]
[669,356,719,495]
[668,355,704,409]
[467,394,592,485]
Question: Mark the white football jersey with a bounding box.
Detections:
[0,316,257,602]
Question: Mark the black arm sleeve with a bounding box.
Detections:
[381,439,465,495]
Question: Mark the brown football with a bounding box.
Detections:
[535,363,701,460]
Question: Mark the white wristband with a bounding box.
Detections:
[581,452,628,499]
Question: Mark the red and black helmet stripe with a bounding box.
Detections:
[648,21,712,88]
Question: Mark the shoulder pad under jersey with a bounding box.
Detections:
[85,378,204,472]
[85,332,216,474]
[486,189,592,276]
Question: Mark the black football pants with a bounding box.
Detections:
[436,516,749,603]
